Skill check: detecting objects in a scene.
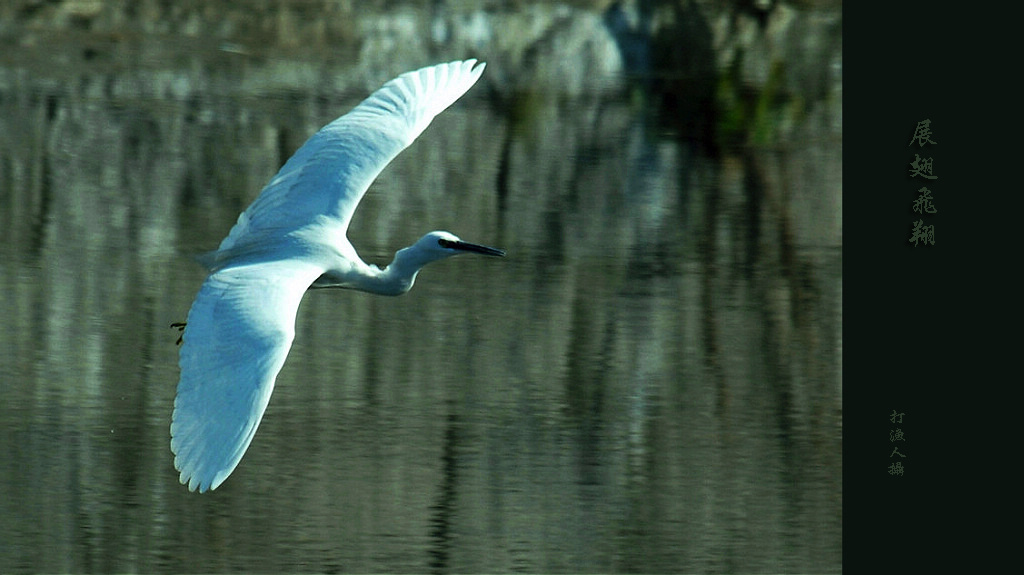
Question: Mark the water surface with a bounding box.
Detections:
[0,26,841,575]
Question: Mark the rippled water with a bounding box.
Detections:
[1,29,840,575]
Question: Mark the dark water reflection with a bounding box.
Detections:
[1,41,840,575]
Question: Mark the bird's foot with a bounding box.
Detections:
[171,322,186,346]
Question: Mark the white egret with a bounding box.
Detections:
[171,59,503,493]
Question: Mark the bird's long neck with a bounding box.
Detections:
[372,248,426,295]
[315,245,429,296]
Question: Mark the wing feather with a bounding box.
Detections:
[216,59,486,256]
[171,261,324,492]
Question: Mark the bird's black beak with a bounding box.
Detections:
[440,238,506,257]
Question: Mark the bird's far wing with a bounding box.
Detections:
[216,59,486,255]
[170,260,324,492]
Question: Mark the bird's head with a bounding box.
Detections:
[412,231,506,262]
[380,231,504,295]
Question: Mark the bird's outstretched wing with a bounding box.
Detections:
[171,260,325,492]
[214,59,486,260]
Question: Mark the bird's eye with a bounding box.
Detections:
[438,238,455,249]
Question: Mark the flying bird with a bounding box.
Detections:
[171,59,502,492]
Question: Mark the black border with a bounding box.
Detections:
[845,2,1003,572]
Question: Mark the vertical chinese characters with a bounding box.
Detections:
[888,410,906,476]
[908,119,938,246]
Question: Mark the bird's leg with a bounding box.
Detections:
[171,322,186,346]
